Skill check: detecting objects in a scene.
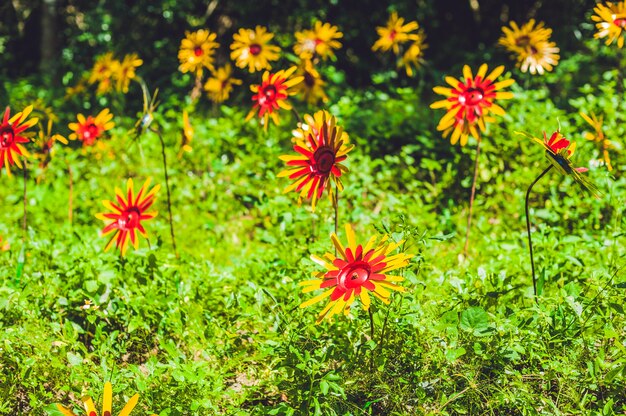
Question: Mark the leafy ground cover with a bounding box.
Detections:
[3,2,626,415]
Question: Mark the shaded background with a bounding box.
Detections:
[0,0,600,89]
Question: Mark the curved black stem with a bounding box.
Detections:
[463,137,482,257]
[152,127,178,258]
[291,107,302,124]
[525,165,553,299]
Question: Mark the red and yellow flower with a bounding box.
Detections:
[112,53,143,93]
[592,1,626,48]
[300,224,413,323]
[581,112,614,171]
[278,110,353,210]
[230,26,281,73]
[0,105,38,177]
[178,29,219,77]
[55,381,157,416]
[294,21,343,61]
[372,12,420,55]
[95,178,160,256]
[431,64,514,146]
[245,66,303,130]
[293,60,328,105]
[69,109,115,146]
[499,20,560,75]
[204,64,242,103]
[33,119,68,169]
[88,52,118,95]
[291,109,349,148]
[518,129,600,197]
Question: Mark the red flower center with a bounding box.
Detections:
[117,207,141,231]
[337,260,371,290]
[82,123,100,144]
[0,126,15,148]
[389,29,397,40]
[312,146,336,175]
[194,46,204,56]
[259,84,277,106]
[458,87,484,107]
[249,44,262,55]
[515,35,531,48]
[614,18,626,28]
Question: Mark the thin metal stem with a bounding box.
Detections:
[525,165,553,299]
[153,127,178,258]
[463,137,482,256]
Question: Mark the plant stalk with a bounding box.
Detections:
[525,165,553,298]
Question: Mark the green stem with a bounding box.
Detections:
[525,165,553,299]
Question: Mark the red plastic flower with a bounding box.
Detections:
[278,111,353,210]
[245,66,302,130]
[431,64,514,145]
[95,178,160,256]
[300,224,413,323]
[517,129,600,197]
[0,105,38,176]
[68,109,115,146]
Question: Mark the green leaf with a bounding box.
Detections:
[66,352,82,367]
[319,380,329,395]
[460,307,490,336]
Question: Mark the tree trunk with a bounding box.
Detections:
[40,0,59,84]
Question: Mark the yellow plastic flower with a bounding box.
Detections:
[178,109,194,158]
[592,1,626,48]
[245,66,303,130]
[293,60,328,105]
[581,112,614,171]
[112,53,143,93]
[300,224,413,323]
[89,52,118,95]
[55,381,157,416]
[33,119,68,169]
[431,64,514,146]
[372,12,420,55]
[399,34,427,76]
[68,109,115,146]
[230,26,281,73]
[279,111,353,210]
[294,21,343,61]
[204,64,242,103]
[178,29,219,77]
[499,20,560,74]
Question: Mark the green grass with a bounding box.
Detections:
[2,68,626,415]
